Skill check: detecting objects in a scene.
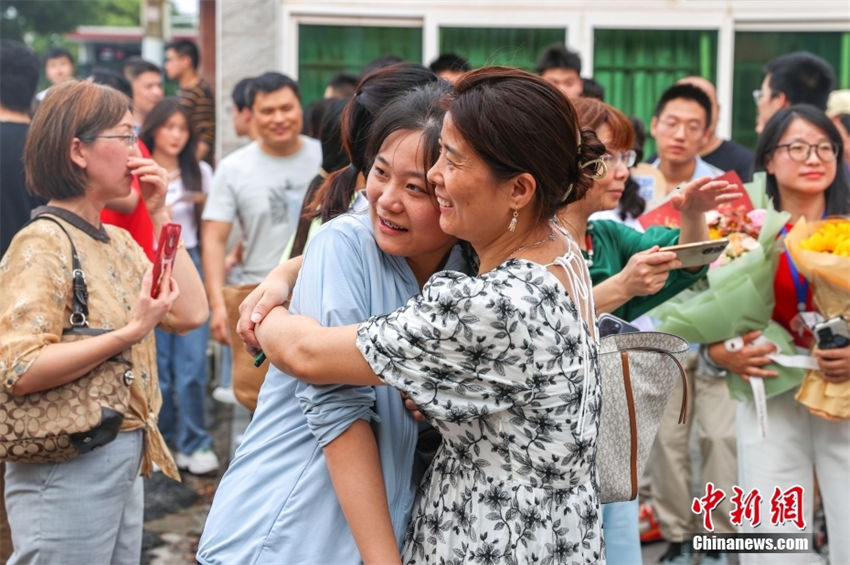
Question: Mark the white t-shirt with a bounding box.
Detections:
[202,137,322,283]
[165,161,213,249]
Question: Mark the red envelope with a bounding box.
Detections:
[637,170,751,230]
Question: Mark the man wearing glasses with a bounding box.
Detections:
[754,51,835,134]
[648,83,723,195]
[645,82,734,565]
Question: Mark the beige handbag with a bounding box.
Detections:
[222,284,266,412]
[0,216,132,463]
[597,331,690,503]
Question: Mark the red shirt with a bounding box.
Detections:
[772,222,815,348]
[100,141,155,260]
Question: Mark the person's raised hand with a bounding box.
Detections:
[129,156,168,214]
[670,177,741,216]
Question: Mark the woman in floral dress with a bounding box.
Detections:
[256,67,607,564]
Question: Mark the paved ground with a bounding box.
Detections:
[142,398,248,565]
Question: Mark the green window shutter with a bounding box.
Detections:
[298,24,423,106]
[439,27,566,72]
[732,31,850,151]
[593,29,718,158]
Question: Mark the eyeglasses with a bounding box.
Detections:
[601,150,637,169]
[752,89,763,106]
[656,118,705,140]
[773,141,837,163]
[93,134,138,149]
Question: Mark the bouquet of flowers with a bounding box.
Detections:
[705,206,763,266]
[650,173,804,401]
[785,216,850,420]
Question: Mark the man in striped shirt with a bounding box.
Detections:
[164,39,215,166]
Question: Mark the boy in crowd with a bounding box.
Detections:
[122,57,164,132]
[755,51,835,133]
[35,47,75,102]
[428,53,471,84]
[165,39,216,165]
[677,76,754,182]
[646,82,736,565]
[536,43,583,99]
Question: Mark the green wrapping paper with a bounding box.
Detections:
[650,174,804,400]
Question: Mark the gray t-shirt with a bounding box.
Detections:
[202,137,322,283]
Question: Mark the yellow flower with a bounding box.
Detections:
[800,219,850,254]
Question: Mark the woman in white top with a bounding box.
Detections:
[139,98,218,475]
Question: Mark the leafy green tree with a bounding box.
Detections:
[0,0,140,45]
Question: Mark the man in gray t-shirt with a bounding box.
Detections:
[202,72,321,345]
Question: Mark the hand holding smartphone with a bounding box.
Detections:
[659,238,729,269]
[151,222,182,298]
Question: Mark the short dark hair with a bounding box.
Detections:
[765,52,835,111]
[754,104,849,215]
[359,54,404,79]
[326,73,358,98]
[536,43,582,75]
[429,53,471,74]
[231,76,254,111]
[165,39,200,69]
[246,72,301,108]
[581,77,605,101]
[44,47,73,66]
[654,83,712,128]
[25,80,132,200]
[88,67,132,98]
[122,56,161,81]
[450,66,604,219]
[0,40,40,112]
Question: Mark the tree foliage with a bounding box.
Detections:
[0,0,140,43]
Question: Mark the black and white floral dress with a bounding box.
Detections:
[356,248,603,564]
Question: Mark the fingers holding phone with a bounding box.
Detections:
[618,246,680,297]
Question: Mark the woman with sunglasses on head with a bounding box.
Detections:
[559,97,738,323]
[706,104,850,565]
[0,80,207,565]
[557,97,738,565]
[255,66,608,563]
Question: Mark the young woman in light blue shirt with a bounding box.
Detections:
[197,83,472,565]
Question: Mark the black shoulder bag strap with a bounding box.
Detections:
[31,215,91,332]
[29,214,131,453]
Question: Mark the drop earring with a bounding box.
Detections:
[508,209,518,232]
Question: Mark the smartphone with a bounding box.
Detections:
[813,316,850,350]
[597,313,640,337]
[659,238,730,269]
[151,222,182,298]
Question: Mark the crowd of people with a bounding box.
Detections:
[0,35,848,565]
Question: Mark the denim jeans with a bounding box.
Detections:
[156,246,212,454]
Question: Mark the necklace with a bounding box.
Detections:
[507,225,556,259]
